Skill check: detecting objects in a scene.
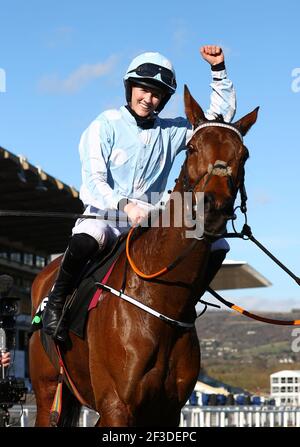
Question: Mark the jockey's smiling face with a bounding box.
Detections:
[130,85,164,117]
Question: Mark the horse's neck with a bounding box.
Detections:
[139,176,210,288]
[134,219,208,320]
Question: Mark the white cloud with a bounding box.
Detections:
[46,26,74,48]
[38,55,118,94]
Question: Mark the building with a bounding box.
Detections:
[270,370,300,406]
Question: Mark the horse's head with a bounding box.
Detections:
[183,85,259,239]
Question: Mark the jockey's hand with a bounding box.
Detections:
[200,45,224,66]
[0,351,10,368]
[124,202,149,226]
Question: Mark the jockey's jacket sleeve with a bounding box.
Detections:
[206,64,236,122]
[185,65,236,144]
[79,117,123,210]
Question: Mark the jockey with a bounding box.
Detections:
[43,45,235,342]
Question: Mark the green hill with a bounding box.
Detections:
[195,309,300,394]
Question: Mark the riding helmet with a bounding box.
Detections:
[123,52,177,113]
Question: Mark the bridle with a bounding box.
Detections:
[182,121,248,236]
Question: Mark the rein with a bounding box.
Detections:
[126,226,201,279]
[207,287,300,326]
[208,209,300,326]
[125,121,246,280]
[124,120,300,327]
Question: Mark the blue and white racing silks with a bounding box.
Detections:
[78,67,236,212]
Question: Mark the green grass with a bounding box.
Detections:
[204,362,300,394]
[242,341,291,356]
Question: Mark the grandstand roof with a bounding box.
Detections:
[0,146,83,255]
[211,260,271,290]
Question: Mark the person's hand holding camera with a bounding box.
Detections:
[0,351,10,368]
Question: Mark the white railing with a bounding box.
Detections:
[180,406,300,427]
[5,404,300,427]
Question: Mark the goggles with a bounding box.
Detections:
[127,63,177,89]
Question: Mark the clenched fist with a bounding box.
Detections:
[124,202,149,226]
[200,45,224,66]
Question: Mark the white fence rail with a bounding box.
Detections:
[6,405,300,427]
[180,406,300,427]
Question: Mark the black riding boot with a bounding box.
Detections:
[43,233,99,342]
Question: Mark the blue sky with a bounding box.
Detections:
[1,0,300,311]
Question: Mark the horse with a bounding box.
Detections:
[29,86,258,427]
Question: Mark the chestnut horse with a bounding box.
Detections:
[29,86,258,426]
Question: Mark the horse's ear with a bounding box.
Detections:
[233,106,260,136]
[184,84,206,127]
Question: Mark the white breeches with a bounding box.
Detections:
[72,206,130,249]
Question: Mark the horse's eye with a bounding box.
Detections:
[188,144,196,153]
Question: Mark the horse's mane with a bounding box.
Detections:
[194,113,227,128]
[210,113,225,123]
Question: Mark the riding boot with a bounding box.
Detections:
[43,233,99,342]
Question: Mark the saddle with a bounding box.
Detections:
[31,234,128,339]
